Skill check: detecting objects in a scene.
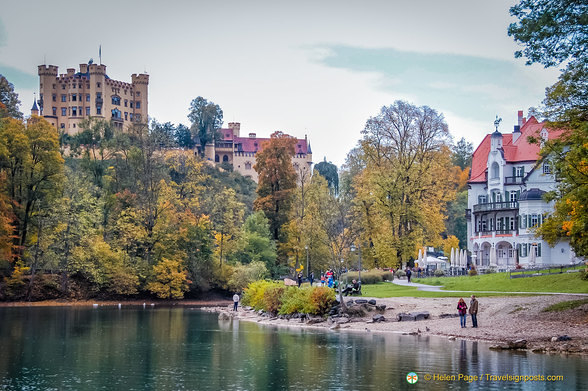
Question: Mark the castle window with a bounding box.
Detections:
[86,107,90,116]
[72,94,77,102]
[97,82,101,88]
[97,106,102,115]
[86,94,90,102]
[130,102,134,108]
[72,107,77,116]
[62,84,65,90]
[245,162,251,170]
[52,84,56,89]
[223,155,229,162]
[60,123,65,129]
[129,113,133,121]
[52,107,57,116]
[61,107,66,116]
[542,163,551,174]
[111,108,121,119]
[61,94,66,102]
[125,112,128,120]
[215,155,219,163]
[136,92,140,97]
[124,99,128,107]
[491,162,499,179]
[136,101,141,109]
[52,94,56,102]
[111,96,121,105]
[73,123,76,128]
[72,84,76,89]
[86,84,90,89]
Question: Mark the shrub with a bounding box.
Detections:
[579,270,588,281]
[306,286,336,315]
[228,261,269,292]
[279,287,310,315]
[381,271,394,281]
[341,270,394,285]
[434,269,445,277]
[468,269,478,276]
[395,270,406,278]
[485,268,496,274]
[242,280,281,310]
[263,285,285,314]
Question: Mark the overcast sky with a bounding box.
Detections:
[0,0,559,166]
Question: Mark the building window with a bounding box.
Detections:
[72,94,77,102]
[130,102,133,108]
[124,112,128,120]
[97,106,102,115]
[223,155,229,162]
[510,192,518,202]
[129,113,133,121]
[134,114,141,122]
[136,91,140,97]
[52,84,56,89]
[245,162,251,170]
[86,84,90,89]
[52,94,56,102]
[86,94,90,102]
[97,82,101,88]
[112,96,121,105]
[543,163,551,174]
[61,94,66,102]
[86,107,90,116]
[96,92,102,99]
[72,107,77,116]
[478,195,487,204]
[531,214,539,227]
[124,99,128,107]
[510,218,516,230]
[60,123,65,129]
[136,101,141,109]
[72,83,76,89]
[112,108,121,119]
[52,107,57,116]
[493,191,502,202]
[61,107,67,116]
[515,166,524,177]
[215,154,219,163]
[62,84,65,90]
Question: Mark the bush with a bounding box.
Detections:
[468,269,478,276]
[341,270,394,285]
[395,270,406,278]
[306,286,336,315]
[434,269,445,277]
[579,270,588,281]
[485,268,496,274]
[228,261,269,292]
[263,285,285,314]
[241,280,281,310]
[279,287,310,315]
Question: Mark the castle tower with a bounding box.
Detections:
[131,73,149,124]
[31,95,39,116]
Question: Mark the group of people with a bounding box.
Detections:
[457,295,479,328]
[319,269,335,288]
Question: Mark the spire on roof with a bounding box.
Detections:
[31,93,39,114]
[307,141,312,154]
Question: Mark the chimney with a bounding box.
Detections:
[228,122,241,137]
[512,125,521,143]
[518,110,523,127]
[249,133,256,138]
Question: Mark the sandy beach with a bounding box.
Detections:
[217,295,588,355]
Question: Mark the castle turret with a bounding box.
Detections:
[31,96,39,116]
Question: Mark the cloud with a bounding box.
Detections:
[0,64,37,89]
[310,45,554,127]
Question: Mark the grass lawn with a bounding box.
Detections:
[542,298,588,312]
[412,271,588,294]
[359,282,525,298]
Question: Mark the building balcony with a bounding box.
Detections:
[473,201,518,213]
[504,176,524,185]
[474,229,518,237]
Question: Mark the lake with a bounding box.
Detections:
[0,306,585,390]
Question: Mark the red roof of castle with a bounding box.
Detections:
[219,127,310,154]
[468,116,565,183]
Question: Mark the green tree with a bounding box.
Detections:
[211,187,245,268]
[175,123,195,149]
[188,97,223,156]
[69,118,115,187]
[0,117,64,261]
[451,137,474,170]
[0,75,22,119]
[508,0,587,68]
[445,190,468,249]
[314,158,339,194]
[232,211,277,271]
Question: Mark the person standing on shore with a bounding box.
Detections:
[457,298,468,328]
[469,295,479,328]
[233,293,240,311]
[297,271,303,288]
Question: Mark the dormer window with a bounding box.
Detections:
[543,163,551,174]
[515,166,524,177]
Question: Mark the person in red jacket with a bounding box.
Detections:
[457,298,468,328]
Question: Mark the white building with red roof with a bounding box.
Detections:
[203,122,312,182]
[466,110,579,269]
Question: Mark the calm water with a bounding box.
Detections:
[0,307,585,390]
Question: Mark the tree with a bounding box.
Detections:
[254,131,298,244]
[451,138,474,170]
[69,118,115,187]
[187,97,223,156]
[0,117,64,261]
[445,190,468,248]
[314,158,339,194]
[211,187,244,268]
[175,124,195,149]
[0,75,22,119]
[232,211,277,272]
[146,258,191,299]
[354,101,455,266]
[508,0,587,68]
[150,120,179,149]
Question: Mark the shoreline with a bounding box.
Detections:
[212,295,588,356]
[0,299,232,308]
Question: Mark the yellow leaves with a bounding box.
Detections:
[146,258,190,299]
[561,220,573,235]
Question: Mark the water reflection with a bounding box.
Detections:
[0,307,584,390]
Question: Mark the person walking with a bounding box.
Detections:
[233,293,240,311]
[309,272,314,287]
[469,295,479,328]
[457,298,468,328]
[297,271,303,288]
[406,268,412,283]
